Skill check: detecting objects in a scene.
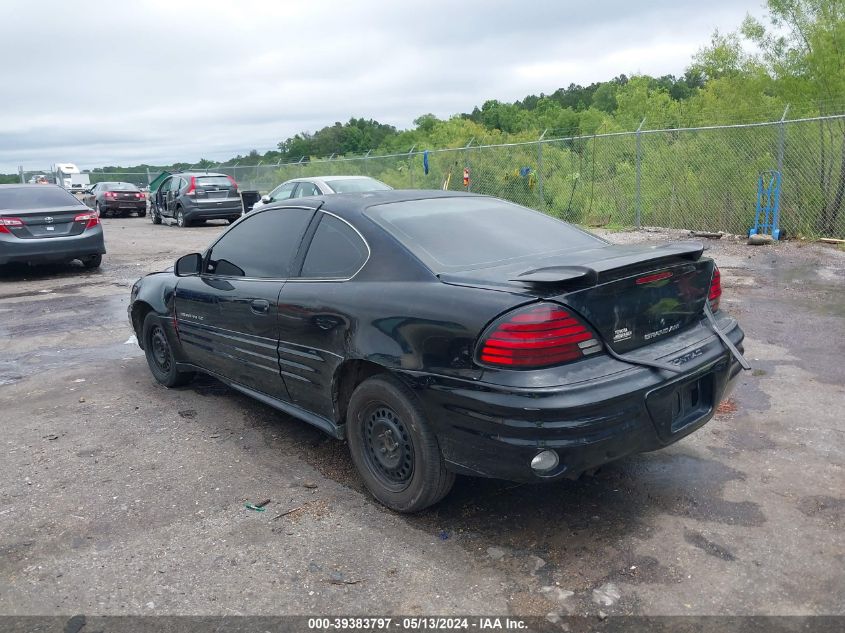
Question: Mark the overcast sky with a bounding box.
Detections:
[0,0,763,172]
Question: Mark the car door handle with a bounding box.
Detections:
[250,299,270,314]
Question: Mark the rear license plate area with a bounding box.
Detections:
[646,371,715,440]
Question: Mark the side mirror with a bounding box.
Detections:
[175,253,202,277]
[261,195,271,204]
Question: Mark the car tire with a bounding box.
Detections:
[151,204,161,224]
[94,202,103,218]
[227,217,239,224]
[141,312,193,388]
[81,254,102,269]
[346,374,454,513]
[176,207,190,228]
[138,209,147,217]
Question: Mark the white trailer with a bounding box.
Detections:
[53,163,81,189]
[69,173,90,193]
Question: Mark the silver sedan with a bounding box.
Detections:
[250,175,392,213]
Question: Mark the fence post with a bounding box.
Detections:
[18,166,24,184]
[407,145,416,188]
[364,150,372,178]
[537,129,547,207]
[778,104,790,175]
[635,118,646,229]
[464,138,475,192]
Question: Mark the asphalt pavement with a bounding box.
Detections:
[1,218,843,618]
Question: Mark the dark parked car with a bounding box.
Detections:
[82,182,147,218]
[150,172,241,227]
[128,191,747,512]
[0,184,105,269]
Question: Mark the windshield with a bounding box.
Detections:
[365,197,604,272]
[104,182,139,191]
[325,178,392,193]
[0,186,83,210]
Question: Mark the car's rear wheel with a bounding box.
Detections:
[138,209,146,217]
[347,374,454,512]
[81,254,102,269]
[94,202,105,218]
[176,207,190,228]
[142,312,193,387]
[227,216,239,224]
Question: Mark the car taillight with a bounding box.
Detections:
[709,267,722,313]
[104,191,116,198]
[74,211,99,230]
[0,217,24,234]
[184,176,196,196]
[135,192,145,199]
[477,302,603,369]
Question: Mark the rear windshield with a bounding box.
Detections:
[325,178,392,193]
[365,197,604,272]
[104,182,139,191]
[0,186,83,210]
[196,176,234,188]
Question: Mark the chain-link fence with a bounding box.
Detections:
[18,113,845,238]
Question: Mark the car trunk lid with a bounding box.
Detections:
[440,241,714,354]
[4,206,88,239]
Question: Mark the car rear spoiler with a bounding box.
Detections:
[509,241,705,288]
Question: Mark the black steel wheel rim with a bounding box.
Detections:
[362,404,414,491]
[150,325,172,373]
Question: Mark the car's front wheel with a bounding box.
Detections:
[347,374,454,512]
[151,204,161,224]
[142,312,193,387]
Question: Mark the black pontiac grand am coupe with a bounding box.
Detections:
[129,190,748,512]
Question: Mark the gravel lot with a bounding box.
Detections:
[1,218,843,617]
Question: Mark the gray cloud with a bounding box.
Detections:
[0,0,758,171]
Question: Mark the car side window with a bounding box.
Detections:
[300,214,368,279]
[207,208,314,279]
[270,182,296,201]
[293,182,320,198]
[171,177,184,192]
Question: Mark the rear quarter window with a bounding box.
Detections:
[300,214,368,279]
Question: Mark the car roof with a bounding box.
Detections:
[286,175,381,184]
[268,189,480,220]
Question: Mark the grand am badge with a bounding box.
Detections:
[644,322,680,340]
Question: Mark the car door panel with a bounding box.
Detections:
[175,276,289,399]
[175,206,317,401]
